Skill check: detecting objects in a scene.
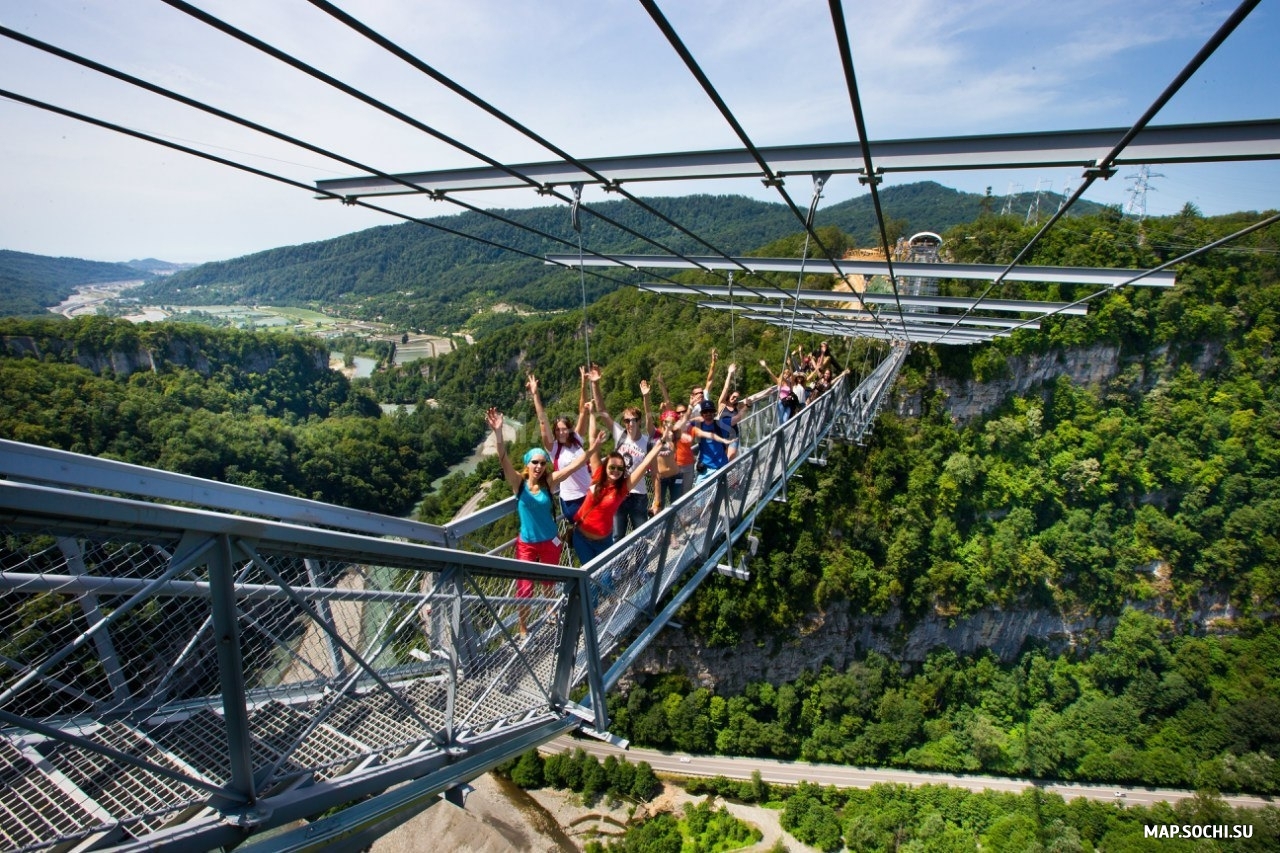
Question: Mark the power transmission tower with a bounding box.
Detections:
[1000,182,1023,216]
[1057,179,1076,213]
[1025,179,1050,225]
[1124,165,1164,221]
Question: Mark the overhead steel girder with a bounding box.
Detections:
[754,314,1001,344]
[548,254,1176,287]
[637,283,1089,315]
[708,301,1039,330]
[314,119,1280,198]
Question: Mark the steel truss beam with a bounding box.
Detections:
[755,315,1001,344]
[548,254,1177,287]
[701,301,1038,330]
[315,119,1280,198]
[637,283,1089,316]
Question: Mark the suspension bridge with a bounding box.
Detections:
[1,0,1276,849]
[0,345,909,852]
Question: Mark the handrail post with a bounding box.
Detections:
[550,577,582,711]
[208,533,258,807]
[647,509,675,616]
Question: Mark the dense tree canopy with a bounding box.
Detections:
[0,316,474,514]
[610,619,1280,795]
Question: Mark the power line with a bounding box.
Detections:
[0,87,651,297]
[156,0,836,331]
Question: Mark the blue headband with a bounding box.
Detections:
[523,448,549,465]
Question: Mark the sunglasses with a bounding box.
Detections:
[606,465,626,473]
[527,459,546,466]
[675,408,687,414]
[623,417,639,424]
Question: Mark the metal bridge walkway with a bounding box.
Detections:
[0,345,906,853]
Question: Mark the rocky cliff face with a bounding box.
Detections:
[935,343,1122,423]
[632,594,1244,694]
[900,339,1225,424]
[1,334,326,378]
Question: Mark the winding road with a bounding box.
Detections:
[547,736,1275,811]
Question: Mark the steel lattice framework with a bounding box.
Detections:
[1,0,1277,850]
[0,356,906,852]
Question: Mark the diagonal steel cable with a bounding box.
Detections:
[0,27,747,311]
[1000,211,1280,337]
[299,0,863,327]
[827,0,909,331]
[0,88,646,290]
[0,26,645,276]
[159,0,767,292]
[927,0,1262,343]
[638,0,898,342]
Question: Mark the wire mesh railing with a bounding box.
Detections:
[0,345,906,851]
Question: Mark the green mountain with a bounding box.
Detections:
[0,250,153,317]
[126,183,1101,334]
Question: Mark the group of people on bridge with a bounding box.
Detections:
[484,344,842,636]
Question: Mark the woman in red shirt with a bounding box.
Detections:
[572,426,669,567]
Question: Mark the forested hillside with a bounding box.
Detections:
[5,199,1277,800]
[129,183,1098,335]
[375,205,1280,635]
[372,204,1280,795]
[0,249,150,316]
[0,316,473,513]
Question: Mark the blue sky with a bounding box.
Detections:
[1,0,1275,264]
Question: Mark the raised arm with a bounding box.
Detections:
[583,399,602,476]
[628,426,669,491]
[703,347,718,398]
[485,407,523,492]
[590,364,616,433]
[528,373,554,449]
[574,366,592,437]
[758,359,781,385]
[653,370,672,410]
[640,379,653,434]
[671,404,692,433]
[717,363,737,408]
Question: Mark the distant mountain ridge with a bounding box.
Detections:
[127,258,193,275]
[0,250,144,317]
[0,250,190,317]
[3,182,1101,327]
[131,181,1099,334]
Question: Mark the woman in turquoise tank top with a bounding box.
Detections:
[487,407,603,637]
